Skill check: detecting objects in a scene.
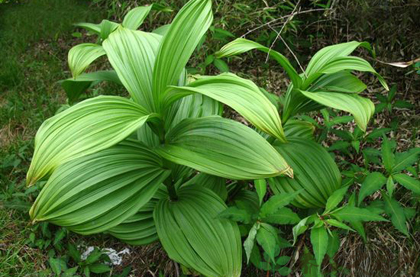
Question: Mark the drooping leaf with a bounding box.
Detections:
[163,73,287,142]
[154,186,242,277]
[325,219,354,232]
[103,27,161,111]
[382,193,408,236]
[215,38,302,87]
[331,206,387,223]
[68,43,105,78]
[325,185,349,212]
[60,70,121,103]
[74,22,101,34]
[153,0,213,96]
[311,71,367,93]
[292,217,309,245]
[358,172,387,205]
[156,116,292,180]
[26,96,151,186]
[310,226,328,270]
[30,140,170,234]
[393,174,420,194]
[347,193,366,242]
[269,138,341,208]
[299,90,374,132]
[305,41,372,77]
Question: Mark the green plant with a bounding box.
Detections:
[375,84,413,114]
[26,1,294,276]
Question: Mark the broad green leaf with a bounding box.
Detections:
[153,0,213,96]
[269,138,341,208]
[68,43,105,78]
[325,186,349,212]
[103,28,161,111]
[156,116,292,180]
[347,193,366,242]
[26,96,151,186]
[163,73,287,142]
[305,41,372,77]
[331,206,387,223]
[89,264,110,274]
[292,217,309,245]
[382,193,408,236]
[310,227,328,270]
[325,219,354,232]
[393,148,420,173]
[215,38,302,87]
[244,223,259,263]
[311,71,367,93]
[259,191,301,218]
[299,90,374,131]
[256,223,278,263]
[254,179,267,206]
[107,186,167,245]
[262,207,300,225]
[154,186,242,277]
[60,70,121,103]
[393,174,420,194]
[382,137,395,173]
[219,206,251,224]
[283,119,315,140]
[122,5,153,30]
[30,140,170,234]
[358,172,387,205]
[183,173,228,201]
[318,56,388,90]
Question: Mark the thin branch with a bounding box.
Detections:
[241,8,327,38]
[266,0,301,62]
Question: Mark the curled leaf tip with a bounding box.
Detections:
[284,166,294,179]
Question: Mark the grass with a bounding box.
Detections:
[0,0,419,276]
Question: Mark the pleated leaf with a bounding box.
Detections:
[153,0,213,96]
[299,90,374,131]
[30,140,170,234]
[283,119,315,140]
[156,116,292,180]
[183,173,228,201]
[163,73,286,142]
[68,43,105,78]
[107,186,168,245]
[103,27,161,111]
[26,96,151,186]
[305,41,372,76]
[122,5,154,30]
[215,38,301,87]
[154,186,242,277]
[60,70,121,103]
[269,138,341,208]
[310,71,367,93]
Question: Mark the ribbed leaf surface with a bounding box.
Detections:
[164,73,287,142]
[154,186,242,277]
[299,90,374,131]
[68,43,105,78]
[107,186,168,245]
[122,5,153,30]
[215,38,301,87]
[103,28,161,111]
[153,0,213,96]
[26,96,150,185]
[269,138,341,208]
[30,140,170,234]
[156,116,292,180]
